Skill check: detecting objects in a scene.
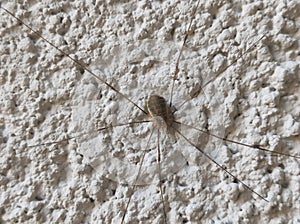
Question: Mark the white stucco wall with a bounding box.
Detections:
[1,0,299,223]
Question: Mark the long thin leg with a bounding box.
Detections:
[121,128,155,224]
[174,127,269,202]
[27,120,150,148]
[0,5,147,115]
[176,34,267,111]
[157,130,167,223]
[202,35,267,91]
[169,0,201,107]
[177,121,300,159]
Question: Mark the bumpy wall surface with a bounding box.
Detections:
[1,0,299,223]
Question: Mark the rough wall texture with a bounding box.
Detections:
[0,0,299,223]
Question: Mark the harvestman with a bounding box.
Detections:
[1,1,300,223]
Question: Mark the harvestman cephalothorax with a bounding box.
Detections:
[1,0,300,223]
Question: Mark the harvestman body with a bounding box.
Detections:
[147,95,174,131]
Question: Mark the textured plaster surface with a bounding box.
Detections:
[0,0,300,223]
